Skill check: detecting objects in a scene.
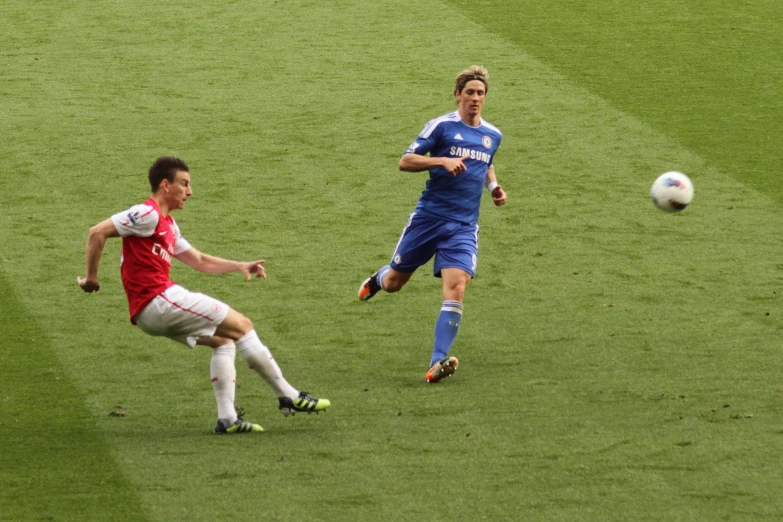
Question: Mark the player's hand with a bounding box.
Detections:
[443,155,471,176]
[241,260,267,281]
[492,186,507,207]
[77,276,100,293]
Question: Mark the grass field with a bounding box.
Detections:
[1,1,782,520]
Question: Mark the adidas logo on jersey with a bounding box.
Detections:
[454,133,463,140]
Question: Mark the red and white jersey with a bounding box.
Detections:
[110,198,192,323]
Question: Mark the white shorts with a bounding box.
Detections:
[135,285,230,348]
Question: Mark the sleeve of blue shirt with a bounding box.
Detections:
[404,118,440,157]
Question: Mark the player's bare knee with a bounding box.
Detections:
[444,282,467,302]
[236,314,254,335]
[197,336,233,349]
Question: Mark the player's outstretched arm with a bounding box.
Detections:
[175,247,267,281]
[78,218,120,293]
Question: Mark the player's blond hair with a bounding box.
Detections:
[454,65,489,95]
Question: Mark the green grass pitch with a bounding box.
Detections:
[1,1,782,520]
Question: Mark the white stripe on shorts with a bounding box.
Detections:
[391,212,416,263]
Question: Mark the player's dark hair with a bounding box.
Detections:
[148,156,189,191]
[455,65,489,95]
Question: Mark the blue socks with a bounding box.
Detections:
[374,266,463,366]
[375,265,390,290]
[430,300,463,366]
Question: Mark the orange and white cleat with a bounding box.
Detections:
[358,272,381,301]
[425,357,459,383]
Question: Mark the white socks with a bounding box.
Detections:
[236,330,298,399]
[210,343,237,425]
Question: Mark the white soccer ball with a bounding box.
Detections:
[650,171,694,212]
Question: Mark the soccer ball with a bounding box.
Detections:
[650,171,694,212]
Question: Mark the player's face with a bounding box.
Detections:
[455,80,486,121]
[165,170,193,210]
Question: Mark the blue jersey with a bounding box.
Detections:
[404,111,502,226]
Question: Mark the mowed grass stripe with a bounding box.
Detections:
[0,271,147,521]
[443,0,783,205]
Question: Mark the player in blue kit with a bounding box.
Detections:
[358,65,507,383]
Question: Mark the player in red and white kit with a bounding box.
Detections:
[78,156,330,434]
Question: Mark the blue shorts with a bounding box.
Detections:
[390,213,479,278]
